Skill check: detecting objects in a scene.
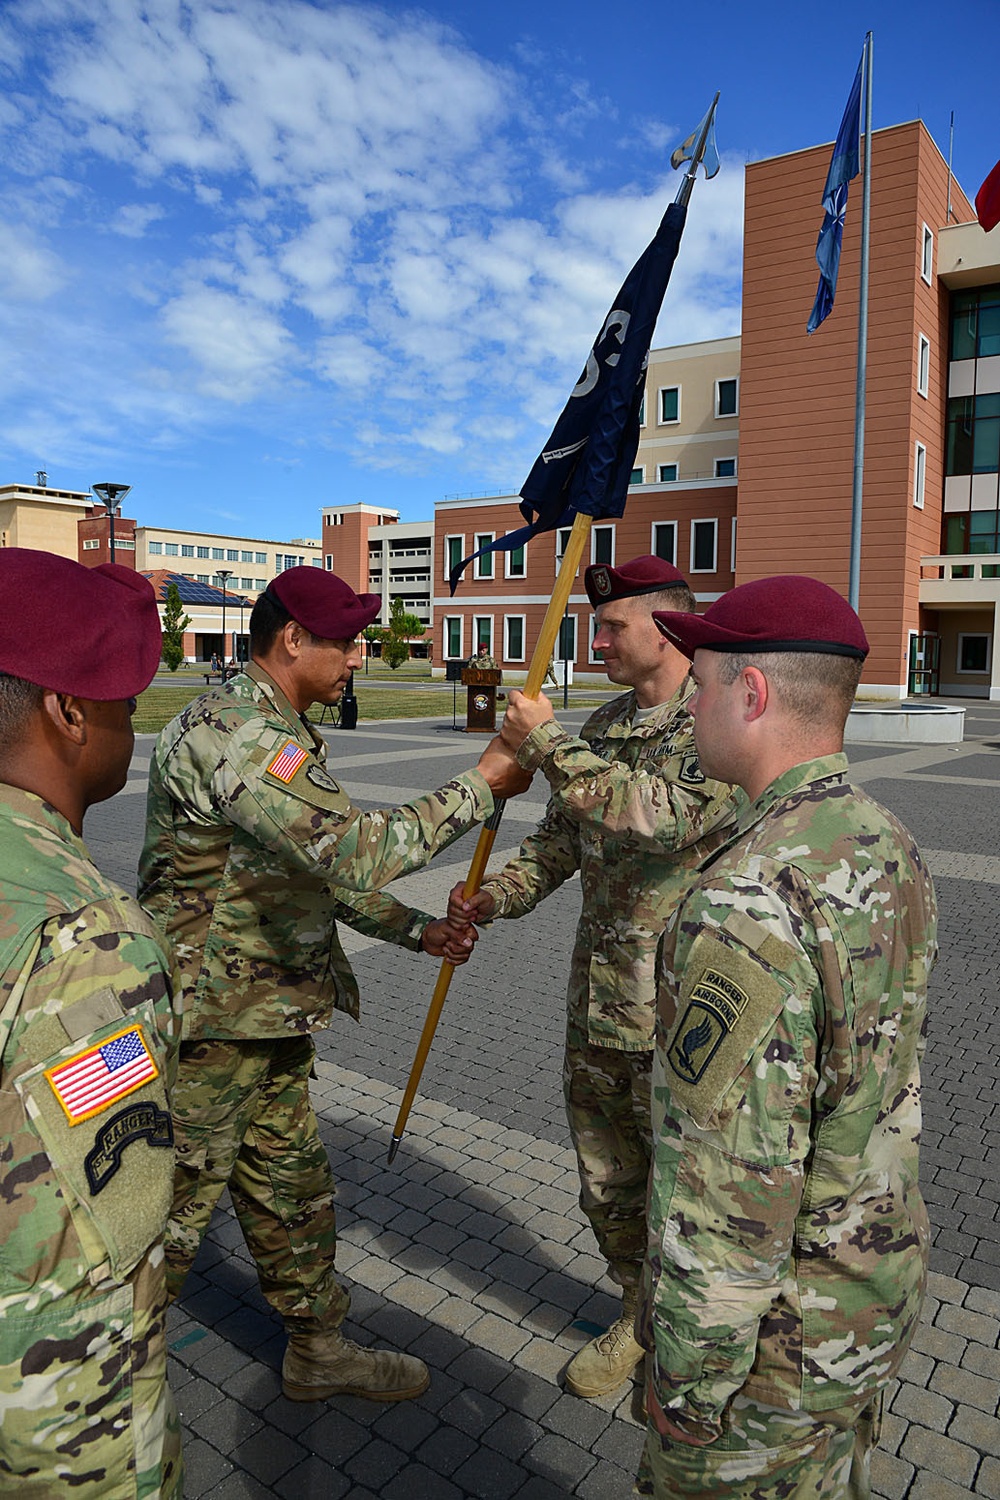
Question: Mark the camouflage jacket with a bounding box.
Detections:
[482,681,741,1051]
[644,754,937,1444]
[0,783,179,1325]
[139,664,494,1040]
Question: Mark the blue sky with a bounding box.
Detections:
[1,0,998,540]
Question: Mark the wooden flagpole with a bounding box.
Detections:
[386,511,593,1162]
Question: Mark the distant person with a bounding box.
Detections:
[637,577,937,1498]
[139,568,532,1405]
[467,642,499,671]
[0,550,182,1495]
[450,556,741,1400]
[211,651,221,675]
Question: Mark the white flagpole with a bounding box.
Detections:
[848,31,873,611]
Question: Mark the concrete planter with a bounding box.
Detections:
[845,704,965,744]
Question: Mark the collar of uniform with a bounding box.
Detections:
[0,781,89,856]
[735,752,850,838]
[600,674,693,739]
[243,662,325,753]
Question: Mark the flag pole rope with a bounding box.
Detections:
[387,512,593,1162]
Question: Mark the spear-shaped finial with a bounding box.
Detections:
[671,93,721,207]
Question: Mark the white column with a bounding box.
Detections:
[990,603,1000,701]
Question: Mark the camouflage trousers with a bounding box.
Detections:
[563,1036,653,1287]
[0,1251,182,1498]
[165,1035,350,1332]
[635,1392,882,1499]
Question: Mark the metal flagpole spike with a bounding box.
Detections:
[671,92,721,208]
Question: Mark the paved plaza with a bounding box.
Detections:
[84,698,1000,1499]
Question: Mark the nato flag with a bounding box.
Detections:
[807,53,863,335]
[450,200,687,593]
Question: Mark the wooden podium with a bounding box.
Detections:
[461,667,501,732]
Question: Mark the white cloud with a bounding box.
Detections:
[112,202,166,237]
[161,286,294,401]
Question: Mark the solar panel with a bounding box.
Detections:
[145,571,251,605]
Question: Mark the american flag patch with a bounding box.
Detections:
[46,1026,159,1126]
[265,741,309,783]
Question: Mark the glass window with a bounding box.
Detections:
[557,615,576,660]
[715,458,737,478]
[212,547,224,560]
[593,526,614,565]
[507,544,525,578]
[629,467,643,485]
[653,523,676,563]
[691,519,717,572]
[197,574,209,583]
[474,535,493,579]
[959,634,990,672]
[82,538,100,550]
[256,552,267,565]
[227,548,239,561]
[181,543,194,557]
[505,617,524,660]
[659,464,678,482]
[638,393,646,426]
[197,545,209,558]
[917,334,930,397]
[950,287,1000,361]
[241,576,253,589]
[149,541,162,554]
[946,393,1000,475]
[256,578,266,590]
[165,542,178,556]
[716,378,739,417]
[475,617,492,651]
[922,225,933,283]
[446,536,463,574]
[660,386,679,423]
[446,618,461,657]
[914,443,926,509]
[241,550,253,563]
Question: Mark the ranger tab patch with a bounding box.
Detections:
[265,741,309,784]
[85,1101,173,1194]
[46,1025,159,1126]
[669,967,749,1086]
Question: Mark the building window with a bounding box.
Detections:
[946,393,1000,474]
[638,393,646,426]
[212,547,224,560]
[256,552,267,565]
[241,576,253,589]
[149,541,162,554]
[951,287,1000,361]
[505,616,525,661]
[474,616,493,652]
[181,543,194,557]
[256,578,267,590]
[731,517,738,572]
[917,334,930,397]
[165,543,178,556]
[659,386,680,423]
[227,548,239,561]
[197,574,209,583]
[659,463,678,482]
[556,527,574,573]
[715,458,737,479]
[82,537,100,550]
[958,633,990,673]
[197,545,209,559]
[652,522,676,564]
[921,224,934,284]
[914,442,927,509]
[715,377,739,417]
[445,617,462,658]
[445,535,464,578]
[241,550,252,563]
[690,519,718,573]
[113,538,134,550]
[311,558,322,567]
[474,534,494,580]
[506,544,526,579]
[629,467,643,485]
[557,614,577,661]
[592,526,614,566]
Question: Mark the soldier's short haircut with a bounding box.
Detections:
[0,673,44,750]
[642,583,696,616]
[717,650,863,725]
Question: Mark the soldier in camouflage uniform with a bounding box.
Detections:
[449,556,741,1398]
[0,551,182,1497]
[638,576,937,1498]
[140,567,530,1404]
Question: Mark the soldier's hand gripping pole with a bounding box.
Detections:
[387,512,594,1163]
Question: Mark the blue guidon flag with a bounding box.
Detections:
[449,198,690,593]
[807,52,864,335]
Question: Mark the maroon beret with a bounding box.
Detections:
[653,575,869,661]
[585,554,688,608]
[268,567,381,639]
[0,549,162,699]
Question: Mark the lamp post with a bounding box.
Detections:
[238,595,246,664]
[215,569,233,673]
[91,482,131,565]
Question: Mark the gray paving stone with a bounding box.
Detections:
[415,1422,480,1476]
[452,1445,526,1499]
[524,1430,596,1488]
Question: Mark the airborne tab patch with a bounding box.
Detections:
[46,1026,159,1126]
[265,741,309,784]
[669,967,749,1085]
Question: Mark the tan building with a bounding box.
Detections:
[0,482,93,559]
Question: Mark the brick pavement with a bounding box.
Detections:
[81,699,1000,1498]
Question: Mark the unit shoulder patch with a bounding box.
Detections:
[669,967,749,1085]
[678,753,706,785]
[306,763,341,794]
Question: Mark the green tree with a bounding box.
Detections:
[381,595,424,670]
[161,582,192,672]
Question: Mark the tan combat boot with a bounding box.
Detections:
[282,1329,430,1403]
[564,1285,643,1399]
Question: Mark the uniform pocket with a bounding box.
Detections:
[15,1003,174,1281]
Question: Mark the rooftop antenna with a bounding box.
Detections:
[946,111,955,223]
